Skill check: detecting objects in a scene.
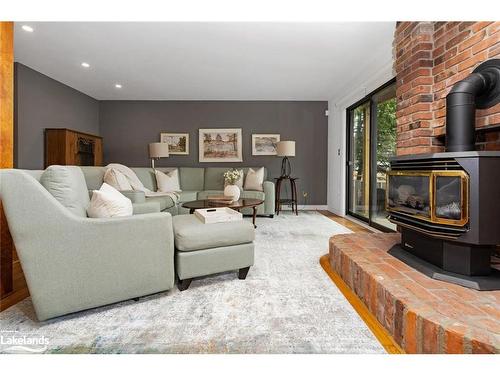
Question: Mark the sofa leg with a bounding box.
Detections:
[132,297,140,302]
[238,267,250,280]
[269,214,274,218]
[178,278,192,291]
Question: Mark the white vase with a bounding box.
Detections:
[224,184,240,202]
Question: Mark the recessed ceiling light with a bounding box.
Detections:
[22,25,34,32]
[81,62,90,68]
[115,84,122,89]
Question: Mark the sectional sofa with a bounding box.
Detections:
[81,166,275,216]
[0,165,269,321]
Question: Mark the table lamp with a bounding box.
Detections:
[276,141,295,177]
[148,142,169,169]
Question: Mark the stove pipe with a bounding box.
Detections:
[445,59,500,152]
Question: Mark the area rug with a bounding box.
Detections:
[0,211,384,354]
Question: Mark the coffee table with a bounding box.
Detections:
[182,198,264,227]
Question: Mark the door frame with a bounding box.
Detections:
[345,78,396,232]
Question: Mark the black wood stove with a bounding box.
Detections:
[386,59,500,290]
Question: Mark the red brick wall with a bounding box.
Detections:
[394,22,500,155]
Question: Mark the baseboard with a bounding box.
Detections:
[279,205,328,211]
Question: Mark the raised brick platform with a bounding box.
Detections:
[329,233,500,353]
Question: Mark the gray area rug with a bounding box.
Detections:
[0,211,384,354]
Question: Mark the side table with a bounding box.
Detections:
[274,176,298,215]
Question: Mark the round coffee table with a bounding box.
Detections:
[182,198,264,227]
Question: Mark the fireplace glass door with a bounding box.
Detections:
[433,172,468,225]
[387,173,431,219]
[387,170,468,226]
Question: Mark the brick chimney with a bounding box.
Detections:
[394,22,500,156]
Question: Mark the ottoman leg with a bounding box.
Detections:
[178,278,192,291]
[238,267,250,280]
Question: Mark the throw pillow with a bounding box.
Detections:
[224,169,244,189]
[40,165,90,217]
[87,183,133,218]
[104,168,133,191]
[244,167,265,191]
[155,168,181,193]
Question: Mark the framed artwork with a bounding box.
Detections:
[160,133,189,155]
[199,128,243,162]
[252,134,280,155]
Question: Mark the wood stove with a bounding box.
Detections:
[386,59,500,290]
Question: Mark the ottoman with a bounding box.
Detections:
[172,214,255,290]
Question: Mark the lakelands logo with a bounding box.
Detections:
[0,331,49,353]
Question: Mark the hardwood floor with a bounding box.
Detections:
[317,210,404,353]
[317,210,373,233]
[320,255,404,354]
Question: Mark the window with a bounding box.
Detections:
[346,79,396,231]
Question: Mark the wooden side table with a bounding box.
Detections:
[274,177,299,215]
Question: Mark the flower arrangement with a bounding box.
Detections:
[223,169,242,185]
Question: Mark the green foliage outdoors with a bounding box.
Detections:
[352,98,396,177]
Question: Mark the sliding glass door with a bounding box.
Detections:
[348,102,370,219]
[347,80,396,231]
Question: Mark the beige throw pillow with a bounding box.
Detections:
[244,167,265,191]
[224,169,244,189]
[87,183,133,218]
[155,169,181,193]
[104,168,133,191]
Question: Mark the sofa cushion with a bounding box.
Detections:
[104,168,133,191]
[179,190,199,203]
[80,166,105,191]
[155,168,181,193]
[172,214,255,252]
[241,190,265,200]
[203,168,229,190]
[40,165,90,217]
[131,168,157,191]
[87,183,133,218]
[179,167,204,191]
[145,195,176,211]
[244,167,265,191]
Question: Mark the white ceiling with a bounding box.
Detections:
[14,22,395,100]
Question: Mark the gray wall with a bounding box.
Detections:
[14,63,100,169]
[99,101,328,204]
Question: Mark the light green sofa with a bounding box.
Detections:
[80,166,275,217]
[0,168,175,321]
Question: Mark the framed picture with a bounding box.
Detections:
[252,134,280,155]
[199,128,243,162]
[160,133,189,155]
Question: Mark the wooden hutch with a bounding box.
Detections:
[45,128,103,167]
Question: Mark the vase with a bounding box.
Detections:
[224,184,240,202]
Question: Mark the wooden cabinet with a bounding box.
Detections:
[45,128,103,167]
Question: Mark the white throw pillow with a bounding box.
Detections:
[155,169,181,193]
[244,167,265,191]
[224,169,244,189]
[104,168,133,191]
[87,183,133,218]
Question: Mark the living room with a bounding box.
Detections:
[1,0,499,373]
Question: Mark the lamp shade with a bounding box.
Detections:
[276,141,295,157]
[149,142,170,158]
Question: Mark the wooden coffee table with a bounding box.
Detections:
[182,198,264,227]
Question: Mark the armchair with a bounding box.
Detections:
[0,170,175,321]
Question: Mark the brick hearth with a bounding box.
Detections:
[329,233,500,354]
